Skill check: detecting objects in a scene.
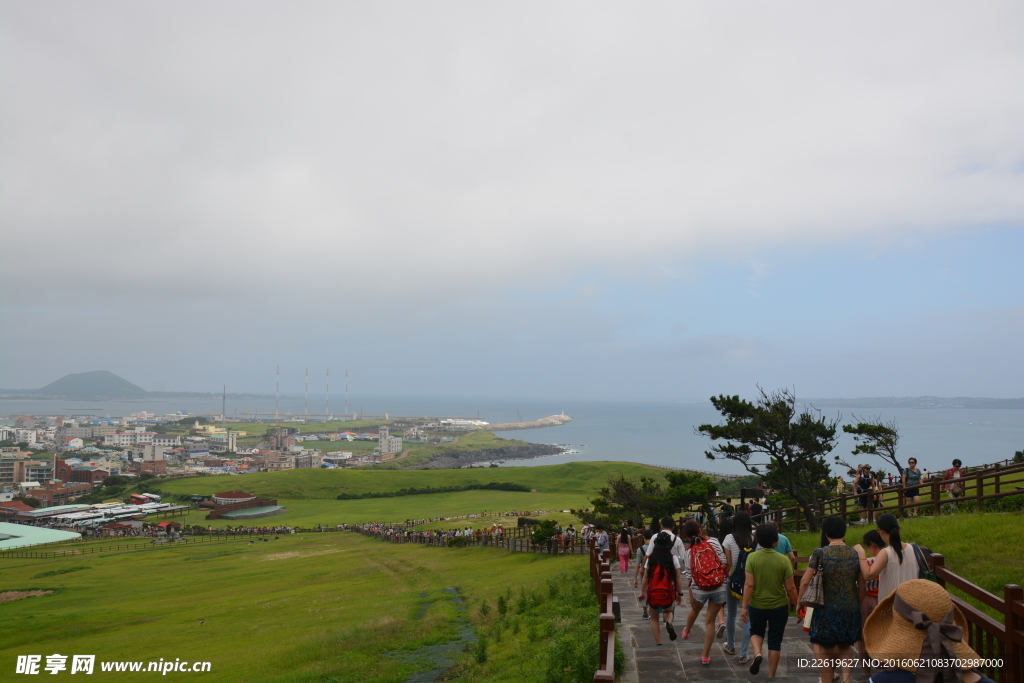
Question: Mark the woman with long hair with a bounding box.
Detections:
[856,529,886,673]
[854,513,918,601]
[679,519,728,665]
[617,528,632,573]
[641,531,685,646]
[722,511,756,663]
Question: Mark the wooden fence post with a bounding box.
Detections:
[995,464,1002,495]
[931,554,945,587]
[976,471,985,513]
[1004,583,1023,683]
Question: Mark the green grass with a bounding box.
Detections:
[0,531,586,682]
[167,491,587,529]
[378,430,531,469]
[154,460,667,500]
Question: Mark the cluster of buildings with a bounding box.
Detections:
[1,411,416,507]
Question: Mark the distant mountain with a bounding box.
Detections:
[35,371,148,399]
[801,396,1024,409]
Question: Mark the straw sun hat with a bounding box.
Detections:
[865,580,982,681]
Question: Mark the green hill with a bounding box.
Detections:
[0,531,586,682]
[36,370,147,399]
[154,461,669,499]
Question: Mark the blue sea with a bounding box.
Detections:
[2,396,1021,477]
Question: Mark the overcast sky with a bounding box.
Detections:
[2,1,1022,400]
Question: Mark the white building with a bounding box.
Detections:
[377,426,403,455]
[126,444,166,462]
[62,437,85,450]
[14,429,37,445]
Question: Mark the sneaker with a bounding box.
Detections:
[681,627,690,640]
[642,612,650,620]
[701,657,711,665]
[666,623,677,641]
[716,623,726,639]
[722,646,736,656]
[738,655,749,665]
[750,654,763,675]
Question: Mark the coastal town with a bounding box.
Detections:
[0,411,497,512]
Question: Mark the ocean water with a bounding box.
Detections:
[2,396,1021,477]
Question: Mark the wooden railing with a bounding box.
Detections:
[932,554,1024,683]
[763,463,1024,532]
[589,541,615,683]
[790,552,1024,683]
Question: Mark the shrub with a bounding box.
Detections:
[497,595,508,617]
[473,634,488,664]
[478,600,491,618]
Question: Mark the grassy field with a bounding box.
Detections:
[153,460,667,500]
[163,491,585,529]
[377,430,531,469]
[0,531,587,682]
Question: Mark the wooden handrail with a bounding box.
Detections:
[756,463,1024,532]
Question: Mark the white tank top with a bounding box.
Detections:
[877,543,919,601]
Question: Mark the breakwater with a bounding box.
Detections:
[486,414,572,431]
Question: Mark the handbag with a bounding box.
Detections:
[800,548,826,609]
[912,543,938,582]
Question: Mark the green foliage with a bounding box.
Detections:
[497,594,508,617]
[541,568,604,683]
[336,481,530,500]
[474,633,489,664]
[531,520,561,544]
[715,474,763,496]
[31,566,91,579]
[1014,450,1023,464]
[840,417,901,474]
[573,470,715,528]
[478,599,491,618]
[102,475,129,487]
[697,386,839,531]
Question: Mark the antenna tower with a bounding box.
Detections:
[344,370,350,417]
[275,365,280,422]
[222,385,226,428]
[304,367,309,418]
[325,368,331,421]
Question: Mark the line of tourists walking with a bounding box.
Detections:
[632,511,996,683]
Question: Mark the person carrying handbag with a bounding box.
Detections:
[797,515,864,683]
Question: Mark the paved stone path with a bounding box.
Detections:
[612,569,872,683]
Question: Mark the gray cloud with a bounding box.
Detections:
[2,1,1022,395]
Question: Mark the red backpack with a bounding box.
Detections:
[689,537,727,590]
[646,562,676,608]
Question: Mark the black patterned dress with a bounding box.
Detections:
[809,545,862,649]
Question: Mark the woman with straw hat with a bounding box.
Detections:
[863,579,992,683]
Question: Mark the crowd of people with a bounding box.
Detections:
[844,458,971,519]
[626,511,994,683]
[352,521,508,544]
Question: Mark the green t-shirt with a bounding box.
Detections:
[745,548,794,609]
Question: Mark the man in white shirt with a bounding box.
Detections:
[659,516,687,565]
